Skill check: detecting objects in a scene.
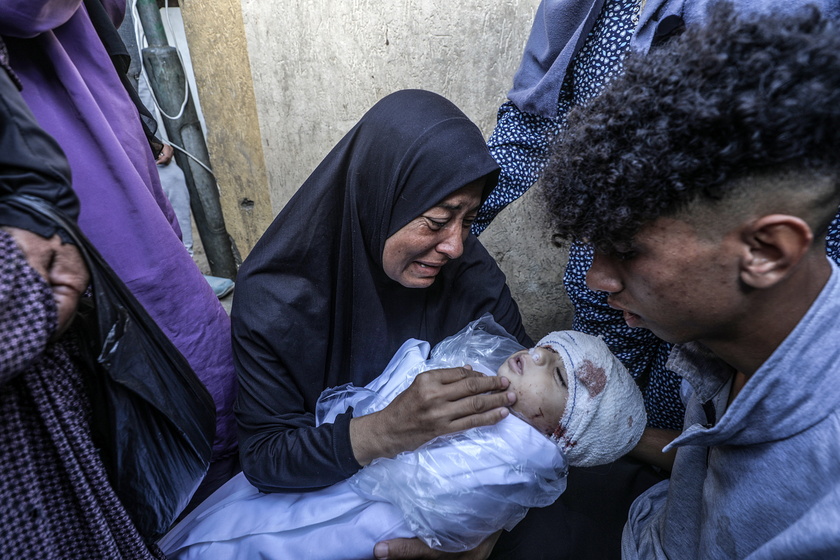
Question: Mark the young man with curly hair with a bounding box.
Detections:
[542,3,840,559]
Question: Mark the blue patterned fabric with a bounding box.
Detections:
[475,0,641,236]
[828,213,840,261]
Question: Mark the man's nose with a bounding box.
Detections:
[586,251,623,293]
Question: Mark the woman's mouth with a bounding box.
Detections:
[417,260,446,268]
[414,261,446,274]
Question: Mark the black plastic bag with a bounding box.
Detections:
[4,195,216,539]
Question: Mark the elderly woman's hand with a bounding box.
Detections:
[349,366,516,466]
[3,227,89,336]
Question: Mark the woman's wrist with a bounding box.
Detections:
[349,412,394,466]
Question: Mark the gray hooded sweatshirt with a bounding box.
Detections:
[623,260,840,559]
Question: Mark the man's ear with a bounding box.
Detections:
[739,214,813,289]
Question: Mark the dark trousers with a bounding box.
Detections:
[174,452,242,524]
[490,457,666,560]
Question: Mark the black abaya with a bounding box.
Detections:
[232,90,530,492]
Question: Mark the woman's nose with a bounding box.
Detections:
[436,226,466,260]
[586,251,623,294]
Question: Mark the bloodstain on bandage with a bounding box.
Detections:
[576,360,606,398]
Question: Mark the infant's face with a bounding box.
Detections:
[496,345,569,436]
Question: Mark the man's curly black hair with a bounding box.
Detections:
[543,2,840,254]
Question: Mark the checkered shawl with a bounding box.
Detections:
[0,231,165,559]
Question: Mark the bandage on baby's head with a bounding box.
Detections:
[536,331,646,467]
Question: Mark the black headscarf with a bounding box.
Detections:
[232,89,530,491]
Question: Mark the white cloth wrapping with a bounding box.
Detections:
[159,318,567,559]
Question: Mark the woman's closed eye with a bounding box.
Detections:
[423,216,449,230]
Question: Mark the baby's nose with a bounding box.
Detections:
[529,348,542,364]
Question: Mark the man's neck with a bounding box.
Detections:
[728,371,749,406]
[704,255,831,377]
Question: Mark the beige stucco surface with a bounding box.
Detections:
[180,0,274,259]
[480,183,575,339]
[240,0,539,211]
[181,0,573,336]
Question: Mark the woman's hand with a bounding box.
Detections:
[374,531,501,560]
[3,226,89,336]
[349,366,516,466]
[156,143,175,166]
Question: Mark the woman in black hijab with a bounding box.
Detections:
[231,90,531,497]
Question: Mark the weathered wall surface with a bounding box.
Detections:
[180,0,274,259]
[183,0,574,336]
[480,184,575,339]
[239,0,538,211]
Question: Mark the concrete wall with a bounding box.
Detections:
[182,0,574,337]
[240,0,540,211]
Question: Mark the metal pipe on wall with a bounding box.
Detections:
[135,0,238,279]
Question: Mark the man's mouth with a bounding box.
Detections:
[608,300,642,326]
[623,309,641,325]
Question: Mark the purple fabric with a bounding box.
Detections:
[0,0,236,459]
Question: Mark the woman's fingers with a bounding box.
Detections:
[417,366,512,402]
[374,537,439,559]
[413,368,516,425]
[3,227,89,334]
[352,367,516,460]
[375,531,499,559]
[448,400,511,432]
[47,241,89,334]
[404,367,516,425]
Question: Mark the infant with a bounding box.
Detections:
[160,316,646,559]
[497,328,645,468]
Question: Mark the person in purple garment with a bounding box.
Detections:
[0,0,239,503]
